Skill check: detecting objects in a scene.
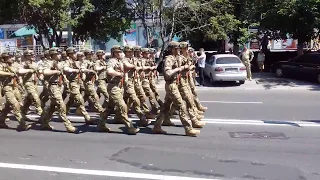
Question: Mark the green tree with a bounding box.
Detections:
[73,0,133,42]
[258,0,320,55]
[0,0,20,24]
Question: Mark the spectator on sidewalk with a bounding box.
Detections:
[240,46,254,81]
[257,50,265,72]
[155,47,161,63]
[197,48,206,86]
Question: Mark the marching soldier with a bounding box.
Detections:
[121,45,150,126]
[37,49,76,132]
[0,51,32,131]
[140,48,159,113]
[94,50,109,109]
[148,48,163,107]
[60,51,70,101]
[20,50,43,116]
[39,50,51,108]
[13,51,24,104]
[64,47,95,125]
[105,45,140,135]
[153,41,200,137]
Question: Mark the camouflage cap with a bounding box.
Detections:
[1,51,12,58]
[49,47,60,55]
[96,50,104,54]
[44,50,50,55]
[23,49,33,56]
[168,41,180,49]
[133,46,142,52]
[179,42,189,48]
[77,52,84,57]
[111,45,122,52]
[66,47,77,54]
[188,47,194,52]
[123,45,133,52]
[39,53,45,58]
[149,48,156,53]
[84,49,94,55]
[141,48,149,53]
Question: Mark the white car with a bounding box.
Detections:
[204,54,247,84]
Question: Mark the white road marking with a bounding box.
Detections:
[0,162,218,180]
[200,101,263,104]
[19,114,320,127]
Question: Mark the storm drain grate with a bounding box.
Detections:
[229,132,288,140]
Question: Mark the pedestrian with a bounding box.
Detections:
[197,48,206,86]
[257,50,265,72]
[239,46,254,81]
[155,47,161,63]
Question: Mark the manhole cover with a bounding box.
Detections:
[229,132,288,140]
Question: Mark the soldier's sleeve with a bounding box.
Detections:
[93,60,100,71]
[164,56,173,71]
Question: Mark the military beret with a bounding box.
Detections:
[111,45,122,52]
[141,48,149,53]
[179,42,189,48]
[123,45,133,52]
[149,48,156,53]
[66,47,77,54]
[96,50,104,54]
[133,46,142,52]
[168,41,180,48]
[23,50,33,56]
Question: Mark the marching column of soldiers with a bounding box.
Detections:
[0,41,207,137]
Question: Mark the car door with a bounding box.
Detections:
[205,56,215,77]
[299,54,320,80]
[283,55,307,78]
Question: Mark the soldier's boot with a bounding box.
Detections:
[112,115,124,124]
[162,120,175,126]
[97,123,111,133]
[0,122,9,129]
[185,127,200,137]
[145,112,157,119]
[5,117,10,123]
[127,127,140,135]
[197,110,204,115]
[40,123,54,131]
[138,116,151,127]
[191,120,206,129]
[17,124,32,131]
[65,125,76,133]
[152,125,167,134]
[199,106,208,112]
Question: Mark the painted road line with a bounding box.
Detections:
[200,101,263,104]
[0,162,219,180]
[20,114,320,127]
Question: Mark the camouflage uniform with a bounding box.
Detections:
[38,49,76,132]
[105,45,139,135]
[79,52,110,132]
[153,42,200,137]
[140,48,159,113]
[60,51,70,101]
[121,45,149,126]
[64,47,94,125]
[94,50,109,109]
[148,48,163,107]
[14,52,26,103]
[20,50,43,116]
[39,50,52,108]
[0,51,31,131]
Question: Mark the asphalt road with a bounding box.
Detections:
[0,89,320,180]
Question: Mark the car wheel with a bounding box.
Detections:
[210,73,215,84]
[239,80,245,84]
[275,68,284,78]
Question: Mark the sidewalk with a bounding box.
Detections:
[155,73,320,91]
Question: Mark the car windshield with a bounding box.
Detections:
[216,57,241,64]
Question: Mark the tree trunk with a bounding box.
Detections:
[297,39,304,56]
[34,34,45,49]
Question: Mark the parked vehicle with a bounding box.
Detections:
[271,52,320,84]
[204,54,247,84]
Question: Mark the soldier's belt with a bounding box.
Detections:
[164,79,176,83]
[49,82,59,85]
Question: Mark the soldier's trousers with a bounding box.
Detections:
[243,61,252,79]
[39,81,50,108]
[124,78,144,119]
[96,80,109,108]
[178,77,199,121]
[149,77,163,106]
[84,81,107,121]
[134,79,150,114]
[104,83,135,129]
[14,86,23,104]
[65,81,91,122]
[154,82,192,129]
[39,84,73,128]
[141,78,158,111]
[21,82,43,115]
[62,82,70,100]
[0,85,25,126]
[188,73,204,110]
